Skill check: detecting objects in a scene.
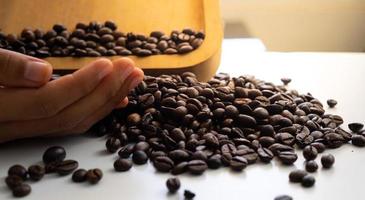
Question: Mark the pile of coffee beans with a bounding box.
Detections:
[4,146,102,197]
[0,21,204,57]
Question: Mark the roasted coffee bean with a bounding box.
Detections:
[301,175,315,187]
[106,137,121,153]
[28,165,45,181]
[207,154,222,169]
[305,160,318,172]
[303,145,318,160]
[274,195,293,200]
[86,168,103,184]
[253,107,269,119]
[8,165,28,180]
[188,160,208,174]
[203,133,219,147]
[166,177,181,193]
[352,134,365,147]
[153,156,174,172]
[310,142,326,153]
[230,156,248,171]
[280,78,291,85]
[43,146,66,164]
[72,169,88,182]
[289,169,308,183]
[324,132,344,148]
[114,158,133,172]
[257,147,274,163]
[184,190,196,199]
[171,162,188,175]
[321,154,335,168]
[278,151,297,165]
[118,144,134,158]
[348,123,364,133]
[56,160,79,175]
[44,161,60,174]
[5,175,23,189]
[327,99,337,108]
[12,183,31,197]
[132,150,148,165]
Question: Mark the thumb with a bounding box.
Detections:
[0,48,53,88]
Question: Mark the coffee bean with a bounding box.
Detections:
[274,195,293,200]
[203,133,219,148]
[86,168,103,184]
[310,142,326,153]
[253,107,269,119]
[257,147,274,163]
[56,160,79,175]
[171,162,188,175]
[106,137,121,153]
[12,183,31,197]
[72,169,88,182]
[184,190,196,199]
[207,154,222,169]
[8,165,28,180]
[178,44,193,54]
[321,154,335,168]
[230,156,248,171]
[153,156,174,172]
[43,146,66,164]
[303,145,318,160]
[278,151,297,165]
[352,134,365,147]
[118,144,135,158]
[289,169,308,183]
[237,114,257,128]
[305,160,318,172]
[166,177,180,193]
[5,175,23,189]
[132,150,148,165]
[348,123,364,133]
[28,165,45,181]
[280,78,291,85]
[114,158,133,172]
[188,160,208,174]
[301,175,315,187]
[327,99,337,108]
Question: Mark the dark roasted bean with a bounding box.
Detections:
[86,168,103,184]
[305,160,318,172]
[303,145,318,160]
[348,123,364,133]
[56,160,79,175]
[72,169,88,182]
[8,165,28,180]
[352,134,365,147]
[43,146,66,164]
[28,165,45,181]
[301,175,315,187]
[289,169,308,183]
[114,158,133,172]
[184,190,196,199]
[188,160,208,175]
[12,183,31,197]
[132,150,148,165]
[166,177,181,193]
[274,195,293,200]
[321,154,335,168]
[5,175,23,189]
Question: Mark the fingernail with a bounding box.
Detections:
[128,77,142,91]
[24,61,50,82]
[119,65,134,82]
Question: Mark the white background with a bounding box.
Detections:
[0,39,365,200]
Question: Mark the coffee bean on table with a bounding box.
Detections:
[303,145,318,160]
[301,175,315,187]
[12,183,31,197]
[132,150,148,165]
[28,165,45,181]
[348,123,364,133]
[45,161,60,174]
[280,78,291,85]
[184,190,196,199]
[114,158,133,172]
[118,144,134,158]
[153,156,174,172]
[56,160,79,175]
[5,175,23,189]
[166,177,181,193]
[187,160,208,175]
[305,160,318,172]
[278,151,297,165]
[72,169,88,183]
[207,154,222,169]
[8,165,28,180]
[321,154,335,168]
[42,146,66,164]
[352,134,365,147]
[289,169,308,183]
[230,156,248,171]
[86,169,103,184]
[274,194,293,200]
[327,99,337,108]
[106,137,121,153]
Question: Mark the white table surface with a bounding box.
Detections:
[1,39,365,200]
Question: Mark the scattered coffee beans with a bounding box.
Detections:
[301,175,315,187]
[184,190,196,199]
[114,158,133,172]
[72,169,88,183]
[321,154,335,169]
[28,165,45,181]
[86,168,103,184]
[42,146,66,164]
[348,123,364,133]
[305,160,318,173]
[327,99,337,108]
[274,195,293,200]
[166,177,181,193]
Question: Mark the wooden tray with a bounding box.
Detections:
[0,0,222,81]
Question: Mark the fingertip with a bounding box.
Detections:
[112,57,135,69]
[85,58,113,80]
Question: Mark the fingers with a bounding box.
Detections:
[0,49,52,87]
[0,58,142,142]
[0,58,115,121]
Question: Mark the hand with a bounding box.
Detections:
[0,49,144,143]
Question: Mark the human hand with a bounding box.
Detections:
[0,49,144,143]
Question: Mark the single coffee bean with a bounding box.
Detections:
[274,195,293,200]
[352,134,365,147]
[28,165,45,181]
[105,137,121,153]
[72,169,88,182]
[305,160,318,172]
[230,156,248,171]
[5,175,23,189]
[166,177,181,193]
[321,154,335,168]
[310,142,326,153]
[303,145,318,160]
[8,165,28,180]
[56,160,79,175]
[153,156,174,172]
[257,147,274,163]
[188,160,208,175]
[280,78,291,85]
[43,146,66,164]
[289,169,308,183]
[132,150,148,165]
[114,158,132,172]
[86,168,103,184]
[207,154,222,169]
[118,144,135,158]
[12,183,31,197]
[348,122,364,133]
[184,190,196,199]
[278,151,298,165]
[327,99,337,108]
[301,175,315,187]
[171,162,188,175]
